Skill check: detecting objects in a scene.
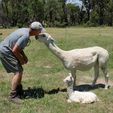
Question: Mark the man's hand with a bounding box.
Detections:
[20,51,28,64]
[19,55,28,65]
[12,44,28,65]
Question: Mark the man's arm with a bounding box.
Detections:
[20,50,28,63]
[12,44,28,65]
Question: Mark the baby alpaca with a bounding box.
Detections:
[63,73,99,104]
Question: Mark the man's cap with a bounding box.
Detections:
[30,21,45,32]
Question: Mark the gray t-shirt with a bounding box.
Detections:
[0,28,30,54]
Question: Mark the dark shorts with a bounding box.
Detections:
[0,52,23,73]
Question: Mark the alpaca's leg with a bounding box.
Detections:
[71,70,76,88]
[92,62,99,87]
[101,66,109,89]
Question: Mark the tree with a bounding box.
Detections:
[44,0,64,27]
[82,0,92,21]
[1,0,11,27]
[1,0,113,27]
[105,0,113,26]
[66,3,80,25]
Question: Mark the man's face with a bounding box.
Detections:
[31,29,42,36]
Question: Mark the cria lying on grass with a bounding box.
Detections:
[63,73,99,104]
[36,33,109,89]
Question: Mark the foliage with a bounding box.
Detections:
[66,3,80,25]
[0,0,113,27]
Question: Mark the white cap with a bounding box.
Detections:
[30,21,45,32]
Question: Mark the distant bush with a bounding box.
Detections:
[83,21,98,27]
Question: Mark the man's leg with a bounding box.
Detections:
[9,72,23,104]
[12,72,22,90]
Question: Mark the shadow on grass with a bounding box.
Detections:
[22,87,45,99]
[74,83,105,91]
[21,83,105,99]
[22,87,66,99]
[45,88,66,94]
[45,83,106,95]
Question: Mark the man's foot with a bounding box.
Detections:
[8,96,23,104]
[8,90,23,104]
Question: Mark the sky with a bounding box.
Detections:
[66,0,83,8]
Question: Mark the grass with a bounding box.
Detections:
[0,27,113,113]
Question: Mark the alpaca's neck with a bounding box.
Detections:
[67,85,74,96]
[46,42,65,61]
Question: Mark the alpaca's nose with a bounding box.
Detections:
[35,36,39,40]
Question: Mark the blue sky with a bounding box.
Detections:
[66,0,83,8]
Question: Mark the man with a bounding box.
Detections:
[0,21,45,104]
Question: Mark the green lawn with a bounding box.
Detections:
[0,27,113,113]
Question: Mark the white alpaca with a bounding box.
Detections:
[36,33,109,89]
[63,73,99,103]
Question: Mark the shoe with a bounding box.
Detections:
[8,90,23,104]
[8,96,23,104]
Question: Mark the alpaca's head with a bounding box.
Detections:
[35,33,55,44]
[63,73,74,86]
